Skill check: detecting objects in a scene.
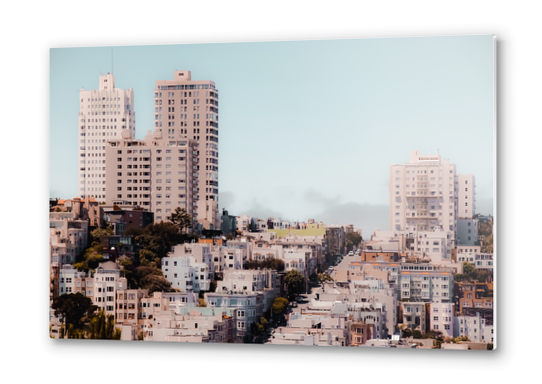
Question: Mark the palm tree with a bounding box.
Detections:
[88,310,122,340]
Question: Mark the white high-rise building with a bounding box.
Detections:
[389,150,475,237]
[78,74,136,201]
[154,70,219,228]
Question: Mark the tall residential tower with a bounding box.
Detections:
[153,70,219,228]
[78,74,136,201]
[389,150,476,234]
[104,130,199,225]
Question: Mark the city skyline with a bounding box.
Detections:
[48,35,496,349]
[51,36,494,232]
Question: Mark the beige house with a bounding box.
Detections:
[401,302,427,333]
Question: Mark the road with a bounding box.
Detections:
[261,250,360,343]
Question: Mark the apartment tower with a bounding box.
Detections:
[389,150,475,234]
[78,74,136,201]
[153,70,219,228]
[105,130,199,224]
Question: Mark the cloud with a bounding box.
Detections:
[314,202,390,237]
[304,189,389,235]
[242,198,284,220]
[225,188,389,235]
[219,191,236,211]
[304,188,341,208]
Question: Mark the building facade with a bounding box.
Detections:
[93,261,127,317]
[105,129,199,224]
[457,174,476,219]
[102,205,154,235]
[49,211,89,268]
[457,218,479,246]
[389,150,475,235]
[454,314,493,343]
[78,74,136,201]
[401,302,427,333]
[430,302,455,338]
[153,70,220,228]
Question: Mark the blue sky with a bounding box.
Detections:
[50,35,494,233]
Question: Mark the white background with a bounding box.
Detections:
[1,0,538,382]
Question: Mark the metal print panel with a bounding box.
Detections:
[49,35,496,349]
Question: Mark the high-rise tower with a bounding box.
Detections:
[78,74,135,201]
[153,70,219,228]
[389,150,475,234]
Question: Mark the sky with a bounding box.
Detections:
[50,35,495,234]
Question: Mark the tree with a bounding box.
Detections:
[74,240,105,272]
[487,343,494,350]
[245,258,285,272]
[412,330,423,339]
[272,297,288,315]
[461,262,490,282]
[346,232,362,253]
[52,293,97,333]
[257,317,268,335]
[90,226,113,243]
[284,270,305,300]
[479,219,493,253]
[481,233,493,253]
[124,226,143,237]
[422,330,444,348]
[453,335,469,343]
[453,273,470,282]
[401,328,413,338]
[477,269,490,283]
[140,222,179,258]
[210,280,218,292]
[198,298,207,307]
[145,274,173,294]
[462,262,478,280]
[119,259,133,268]
[170,207,193,234]
[309,272,318,281]
[138,248,157,267]
[317,273,334,284]
[251,317,268,338]
[422,330,443,339]
[88,310,122,340]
